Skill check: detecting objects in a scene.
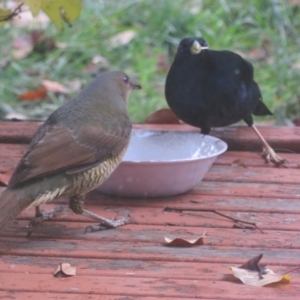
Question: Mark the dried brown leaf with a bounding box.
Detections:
[231,159,248,169]
[231,159,248,168]
[165,232,206,247]
[18,86,47,101]
[229,254,291,287]
[53,263,76,277]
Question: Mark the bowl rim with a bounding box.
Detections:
[122,130,228,164]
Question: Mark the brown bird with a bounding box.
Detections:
[0,71,141,234]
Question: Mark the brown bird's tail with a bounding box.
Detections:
[0,188,26,233]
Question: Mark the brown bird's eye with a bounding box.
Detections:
[123,76,129,84]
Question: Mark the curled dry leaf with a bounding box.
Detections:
[145,109,181,124]
[229,254,291,287]
[53,263,76,278]
[165,232,206,247]
[18,86,47,101]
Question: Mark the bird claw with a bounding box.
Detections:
[84,215,132,233]
[262,147,287,167]
[26,206,64,238]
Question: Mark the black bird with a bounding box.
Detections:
[165,37,285,166]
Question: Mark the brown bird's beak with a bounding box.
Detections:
[129,79,142,90]
[191,40,209,55]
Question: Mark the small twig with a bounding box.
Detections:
[0,3,24,22]
[164,207,264,234]
[283,266,300,275]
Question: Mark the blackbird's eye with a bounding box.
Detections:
[123,76,129,84]
[178,45,184,52]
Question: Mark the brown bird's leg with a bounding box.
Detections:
[250,125,286,166]
[69,195,131,233]
[27,205,64,237]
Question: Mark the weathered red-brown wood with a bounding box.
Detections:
[0,122,300,299]
[1,121,300,152]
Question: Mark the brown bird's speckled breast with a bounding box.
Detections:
[65,145,128,196]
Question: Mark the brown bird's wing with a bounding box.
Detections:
[8,119,131,187]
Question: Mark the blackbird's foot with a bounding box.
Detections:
[26,206,64,238]
[262,146,287,166]
[82,210,131,233]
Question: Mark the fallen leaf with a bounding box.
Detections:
[18,86,47,101]
[53,263,76,277]
[109,30,136,48]
[5,112,27,120]
[156,54,170,73]
[229,254,291,287]
[92,54,109,65]
[165,232,206,247]
[231,159,248,168]
[31,30,56,54]
[145,109,181,124]
[249,48,267,61]
[0,168,14,186]
[42,80,69,94]
[12,35,33,60]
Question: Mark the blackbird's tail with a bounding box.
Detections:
[0,188,26,233]
[253,100,272,116]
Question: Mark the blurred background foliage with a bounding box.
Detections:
[0,0,299,125]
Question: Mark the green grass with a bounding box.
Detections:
[0,0,300,124]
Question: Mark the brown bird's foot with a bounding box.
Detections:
[262,146,286,166]
[26,206,64,238]
[82,209,131,233]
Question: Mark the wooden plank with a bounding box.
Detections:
[0,271,297,299]
[0,255,291,279]
[0,121,40,144]
[8,202,300,231]
[215,151,300,168]
[0,292,205,300]
[3,221,300,250]
[0,236,300,265]
[1,144,300,169]
[134,124,300,153]
[1,121,300,152]
[205,165,300,184]
[192,181,300,199]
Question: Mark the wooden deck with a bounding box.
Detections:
[0,121,300,299]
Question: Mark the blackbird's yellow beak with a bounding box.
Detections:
[191,40,208,55]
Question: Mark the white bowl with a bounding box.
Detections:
[97,129,227,198]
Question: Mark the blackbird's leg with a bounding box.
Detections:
[27,205,64,237]
[69,195,131,233]
[250,125,286,166]
[200,127,211,135]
